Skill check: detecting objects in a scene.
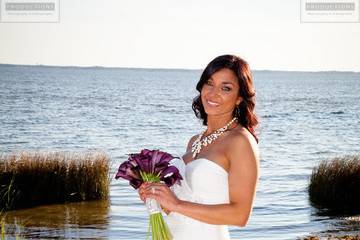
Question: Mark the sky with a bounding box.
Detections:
[0,0,359,71]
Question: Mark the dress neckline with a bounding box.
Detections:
[182,157,229,175]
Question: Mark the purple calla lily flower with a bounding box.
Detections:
[115,149,183,189]
[115,161,139,180]
[129,179,142,189]
[160,166,182,187]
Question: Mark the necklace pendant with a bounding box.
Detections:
[190,117,236,159]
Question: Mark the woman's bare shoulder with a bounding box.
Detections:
[226,126,259,162]
[232,126,257,143]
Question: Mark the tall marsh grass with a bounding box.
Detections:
[0,151,110,211]
[309,155,360,214]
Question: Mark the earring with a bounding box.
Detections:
[234,105,240,116]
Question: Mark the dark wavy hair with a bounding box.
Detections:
[192,54,259,142]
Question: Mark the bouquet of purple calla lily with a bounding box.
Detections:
[115,149,183,240]
[115,149,182,189]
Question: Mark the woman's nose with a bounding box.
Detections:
[208,86,221,96]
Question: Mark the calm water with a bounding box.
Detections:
[0,64,360,239]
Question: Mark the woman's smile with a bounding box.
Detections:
[206,99,220,107]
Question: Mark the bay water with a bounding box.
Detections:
[0,64,359,239]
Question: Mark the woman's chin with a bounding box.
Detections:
[205,108,234,118]
[204,105,220,112]
[204,110,221,116]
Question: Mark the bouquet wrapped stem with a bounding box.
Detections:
[145,196,172,240]
[141,171,172,240]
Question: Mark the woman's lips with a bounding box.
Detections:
[206,99,220,107]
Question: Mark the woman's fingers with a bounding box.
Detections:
[138,183,146,202]
[144,183,167,192]
[137,189,143,202]
[140,182,179,213]
[138,182,164,201]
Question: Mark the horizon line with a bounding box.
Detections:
[0,62,359,74]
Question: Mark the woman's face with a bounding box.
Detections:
[201,68,242,117]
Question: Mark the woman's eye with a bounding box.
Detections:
[222,87,231,91]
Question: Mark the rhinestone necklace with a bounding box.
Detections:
[191,117,237,158]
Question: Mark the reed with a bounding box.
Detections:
[302,235,360,240]
[1,216,4,240]
[309,155,360,214]
[1,212,22,240]
[0,151,110,211]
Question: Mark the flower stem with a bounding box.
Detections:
[148,212,172,240]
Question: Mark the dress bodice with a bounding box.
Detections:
[166,157,231,240]
[185,158,229,204]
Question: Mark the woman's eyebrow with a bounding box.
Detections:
[221,81,234,85]
[209,77,235,85]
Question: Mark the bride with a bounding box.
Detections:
[139,54,260,240]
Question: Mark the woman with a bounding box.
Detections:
[139,54,260,240]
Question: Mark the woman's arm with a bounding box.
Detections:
[143,133,260,227]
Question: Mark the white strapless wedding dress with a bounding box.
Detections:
[166,157,231,240]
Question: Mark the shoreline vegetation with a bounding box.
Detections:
[303,236,360,240]
[309,155,360,215]
[304,154,360,240]
[0,151,110,212]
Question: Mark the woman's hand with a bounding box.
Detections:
[141,182,182,213]
[138,183,174,215]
